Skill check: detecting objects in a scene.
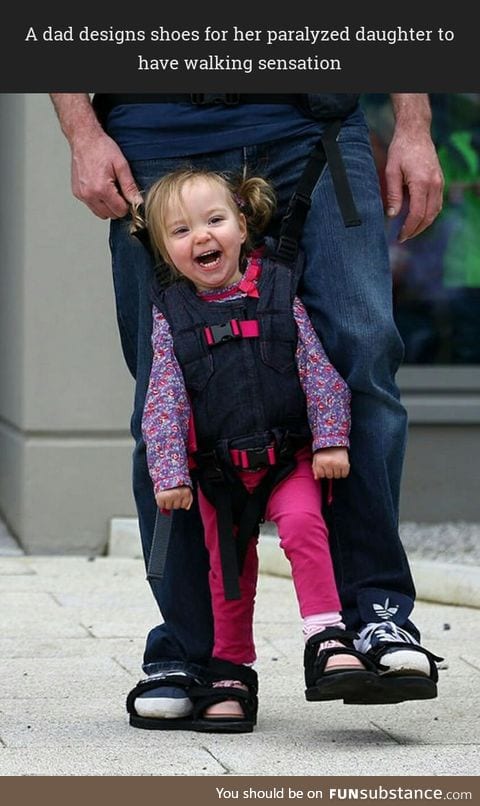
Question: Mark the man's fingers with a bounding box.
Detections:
[115,159,143,206]
[397,180,429,242]
[385,162,404,218]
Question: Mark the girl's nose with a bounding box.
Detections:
[194,227,211,243]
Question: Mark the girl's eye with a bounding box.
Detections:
[209,216,223,224]
[172,226,188,235]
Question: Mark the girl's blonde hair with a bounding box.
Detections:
[130,167,276,277]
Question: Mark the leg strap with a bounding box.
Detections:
[197,444,298,601]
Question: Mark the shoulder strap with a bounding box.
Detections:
[276,119,361,266]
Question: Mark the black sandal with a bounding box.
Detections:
[304,627,379,702]
[126,671,202,730]
[189,658,258,733]
[344,644,442,704]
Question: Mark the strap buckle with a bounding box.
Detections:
[276,235,299,264]
[204,321,241,346]
[230,444,277,470]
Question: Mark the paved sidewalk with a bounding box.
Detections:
[0,553,479,776]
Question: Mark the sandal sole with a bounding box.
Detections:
[305,670,379,702]
[192,718,255,733]
[344,675,437,705]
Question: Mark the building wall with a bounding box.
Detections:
[0,94,478,554]
[0,94,135,554]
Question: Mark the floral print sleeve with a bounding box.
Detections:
[293,296,351,451]
[141,306,192,495]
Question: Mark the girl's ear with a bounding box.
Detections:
[238,212,248,243]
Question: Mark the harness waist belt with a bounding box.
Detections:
[229,444,277,470]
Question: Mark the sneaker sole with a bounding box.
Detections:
[344,675,437,705]
[129,714,198,730]
[133,700,193,719]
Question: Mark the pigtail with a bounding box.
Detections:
[235,176,277,241]
[129,200,147,236]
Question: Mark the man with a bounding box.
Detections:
[50,92,444,728]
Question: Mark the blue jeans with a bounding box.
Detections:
[109,106,417,676]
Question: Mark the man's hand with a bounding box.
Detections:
[70,130,142,220]
[386,94,444,243]
[155,486,193,511]
[50,93,143,220]
[312,447,350,480]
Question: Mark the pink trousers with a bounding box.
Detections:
[198,447,341,665]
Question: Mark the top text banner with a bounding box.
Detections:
[1,8,476,92]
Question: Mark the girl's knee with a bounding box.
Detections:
[277,508,328,550]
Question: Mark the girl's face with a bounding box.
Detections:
[162,177,247,291]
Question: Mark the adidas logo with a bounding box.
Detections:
[372,597,399,620]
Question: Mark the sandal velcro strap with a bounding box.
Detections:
[305,627,359,649]
[190,684,257,721]
[304,628,376,688]
[206,658,259,691]
[126,672,202,716]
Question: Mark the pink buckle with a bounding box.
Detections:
[229,443,277,470]
[204,319,259,346]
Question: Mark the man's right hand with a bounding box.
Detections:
[70,130,142,220]
[50,93,143,220]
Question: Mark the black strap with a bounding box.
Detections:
[276,119,361,265]
[322,123,362,228]
[215,487,242,601]
[234,455,297,567]
[146,509,172,581]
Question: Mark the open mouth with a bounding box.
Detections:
[196,250,221,268]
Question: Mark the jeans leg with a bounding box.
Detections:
[110,170,213,670]
[254,112,417,637]
[301,118,416,634]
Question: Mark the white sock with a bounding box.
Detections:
[302,612,345,644]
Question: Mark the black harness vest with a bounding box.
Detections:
[154,252,311,457]
[152,249,312,600]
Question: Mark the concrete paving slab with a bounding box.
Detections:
[0,657,132,700]
[24,556,147,578]
[368,699,480,746]
[0,572,148,597]
[0,558,34,576]
[0,636,144,661]
[0,745,225,776]
[461,654,480,671]
[197,738,480,776]
[84,618,160,639]
[0,594,89,638]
